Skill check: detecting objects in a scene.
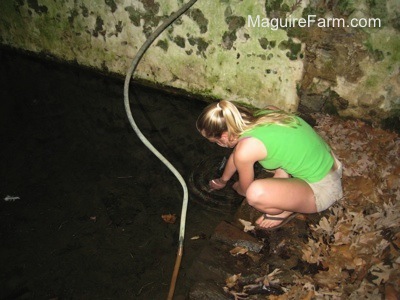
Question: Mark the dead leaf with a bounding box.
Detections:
[314,265,347,289]
[225,273,241,288]
[230,246,248,256]
[330,244,353,260]
[190,233,206,240]
[385,283,399,300]
[370,262,391,285]
[238,218,255,232]
[302,238,323,264]
[161,214,176,224]
[313,216,333,235]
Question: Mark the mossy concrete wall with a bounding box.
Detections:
[0,0,399,123]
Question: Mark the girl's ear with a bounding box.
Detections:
[220,131,229,140]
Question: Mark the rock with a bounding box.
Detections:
[189,282,227,300]
[211,221,264,253]
[187,241,243,283]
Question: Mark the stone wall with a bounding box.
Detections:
[0,0,399,123]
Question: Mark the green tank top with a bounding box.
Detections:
[240,116,333,183]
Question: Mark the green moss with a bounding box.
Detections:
[37,13,65,42]
[381,111,400,134]
[224,5,232,18]
[188,37,195,47]
[222,30,236,50]
[124,4,161,30]
[216,52,228,66]
[288,40,302,55]
[14,0,24,7]
[366,0,388,24]
[81,4,89,17]
[68,9,79,26]
[156,39,168,52]
[0,1,25,30]
[115,21,122,33]
[189,8,208,34]
[296,83,301,95]
[0,0,23,27]
[390,11,400,31]
[287,26,308,39]
[278,38,302,60]
[265,0,283,17]
[269,40,276,48]
[365,74,380,88]
[93,16,105,38]
[173,35,185,48]
[336,0,356,16]
[364,39,374,53]
[301,4,325,18]
[219,15,246,50]
[141,0,160,15]
[105,0,117,13]
[391,40,400,63]
[366,31,400,65]
[196,38,209,53]
[259,37,269,50]
[225,16,245,31]
[372,49,384,61]
[125,6,141,27]
[27,0,48,15]
[258,37,276,50]
[188,36,209,54]
[323,101,339,115]
[323,90,349,115]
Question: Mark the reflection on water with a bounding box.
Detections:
[0,48,232,299]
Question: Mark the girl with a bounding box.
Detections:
[196,100,343,230]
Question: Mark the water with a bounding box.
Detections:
[0,48,233,299]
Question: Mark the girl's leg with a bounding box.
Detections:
[246,178,316,228]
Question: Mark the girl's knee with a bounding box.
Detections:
[246,180,266,206]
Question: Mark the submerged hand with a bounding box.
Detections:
[209,178,227,190]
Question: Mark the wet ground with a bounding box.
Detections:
[0,48,235,299]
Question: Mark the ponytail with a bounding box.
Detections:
[197,100,298,139]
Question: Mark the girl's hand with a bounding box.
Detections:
[209,178,227,190]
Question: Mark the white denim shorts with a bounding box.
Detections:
[308,154,343,212]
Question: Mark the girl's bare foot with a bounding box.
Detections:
[255,211,297,229]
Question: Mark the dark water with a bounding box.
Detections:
[0,48,233,299]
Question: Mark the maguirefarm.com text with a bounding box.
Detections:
[247,14,381,30]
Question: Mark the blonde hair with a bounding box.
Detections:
[196,100,299,139]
